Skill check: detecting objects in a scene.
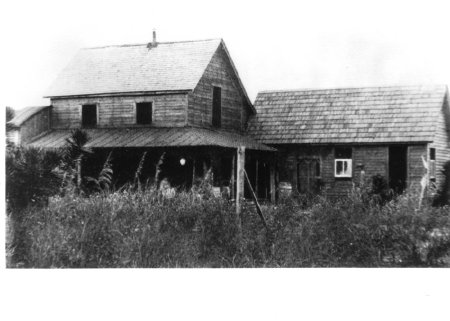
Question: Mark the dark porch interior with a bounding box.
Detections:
[82,146,276,201]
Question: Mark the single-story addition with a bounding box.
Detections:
[247,85,450,197]
[6,106,51,145]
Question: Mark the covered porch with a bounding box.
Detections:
[29,126,277,209]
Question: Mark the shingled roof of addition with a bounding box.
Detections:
[7,106,50,128]
[28,127,275,151]
[248,85,448,144]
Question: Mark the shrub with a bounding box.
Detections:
[5,146,63,266]
[6,146,62,209]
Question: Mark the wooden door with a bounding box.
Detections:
[297,159,320,194]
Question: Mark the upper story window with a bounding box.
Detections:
[212,86,221,128]
[136,102,152,125]
[335,147,352,178]
[81,104,97,127]
[430,148,436,180]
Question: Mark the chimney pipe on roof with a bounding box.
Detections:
[147,29,158,49]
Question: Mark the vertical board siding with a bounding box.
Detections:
[353,145,388,180]
[20,108,51,143]
[188,45,250,132]
[51,94,188,128]
[430,99,450,190]
[274,144,434,198]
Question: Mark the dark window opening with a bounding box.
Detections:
[212,86,221,127]
[430,148,436,160]
[136,102,152,125]
[430,148,436,180]
[82,104,97,127]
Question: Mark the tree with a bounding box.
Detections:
[6,106,15,122]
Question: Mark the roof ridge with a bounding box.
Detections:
[258,84,447,94]
[83,38,222,50]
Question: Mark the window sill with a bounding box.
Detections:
[335,176,352,181]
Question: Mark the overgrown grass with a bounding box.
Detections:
[5,145,450,268]
[7,184,450,268]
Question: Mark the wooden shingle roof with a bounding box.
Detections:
[46,39,223,97]
[248,85,448,144]
[28,127,275,151]
[7,106,49,128]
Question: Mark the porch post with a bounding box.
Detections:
[236,146,245,215]
[230,154,235,200]
[270,164,276,203]
[255,159,259,198]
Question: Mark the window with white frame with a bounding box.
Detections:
[335,147,352,178]
[429,148,436,180]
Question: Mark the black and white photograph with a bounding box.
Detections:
[1,0,450,319]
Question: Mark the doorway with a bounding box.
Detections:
[388,145,407,193]
[297,158,321,194]
[245,156,271,200]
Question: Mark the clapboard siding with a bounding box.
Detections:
[275,144,429,198]
[51,94,188,128]
[430,97,450,190]
[188,44,250,131]
[407,144,428,191]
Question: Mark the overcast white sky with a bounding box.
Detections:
[2,0,450,110]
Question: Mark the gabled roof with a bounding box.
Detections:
[7,106,49,128]
[28,127,275,151]
[44,38,253,110]
[248,85,448,144]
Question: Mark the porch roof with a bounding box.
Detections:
[28,127,275,151]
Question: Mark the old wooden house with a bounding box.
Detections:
[7,34,450,202]
[247,86,450,197]
[8,35,276,207]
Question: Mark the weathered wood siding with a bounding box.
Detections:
[188,45,251,132]
[51,94,188,129]
[276,144,428,198]
[430,97,450,189]
[20,107,51,143]
[407,144,428,191]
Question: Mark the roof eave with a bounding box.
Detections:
[44,89,193,99]
[219,40,255,114]
[432,85,449,142]
[259,140,434,146]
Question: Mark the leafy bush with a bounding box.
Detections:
[6,146,62,209]
[5,146,63,265]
